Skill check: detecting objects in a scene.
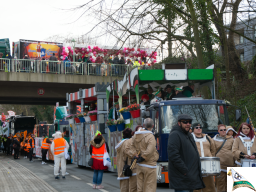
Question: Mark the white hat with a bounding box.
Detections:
[226,126,237,134]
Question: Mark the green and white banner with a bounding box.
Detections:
[228,168,255,191]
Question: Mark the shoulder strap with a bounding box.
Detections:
[216,139,227,155]
[206,135,211,147]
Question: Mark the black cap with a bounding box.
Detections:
[178,114,193,121]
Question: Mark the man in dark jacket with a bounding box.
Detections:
[183,83,194,97]
[168,114,205,191]
[13,136,20,159]
[172,87,186,98]
[49,53,58,73]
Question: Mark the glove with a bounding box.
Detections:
[154,133,160,138]
[136,156,145,163]
[240,152,245,159]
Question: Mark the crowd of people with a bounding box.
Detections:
[0,133,36,161]
[168,114,256,192]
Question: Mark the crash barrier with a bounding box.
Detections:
[0,58,130,76]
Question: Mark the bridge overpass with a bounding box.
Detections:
[0,69,122,105]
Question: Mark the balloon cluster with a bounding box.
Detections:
[61,46,157,64]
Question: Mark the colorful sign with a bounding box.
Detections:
[20,39,63,59]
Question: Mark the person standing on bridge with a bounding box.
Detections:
[41,134,52,165]
[49,53,58,73]
[51,131,69,179]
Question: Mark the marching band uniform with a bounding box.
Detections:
[213,134,235,192]
[116,138,137,192]
[232,134,256,166]
[131,129,159,192]
[192,133,216,192]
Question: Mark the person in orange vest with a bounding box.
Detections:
[50,131,69,179]
[28,134,35,162]
[41,134,52,165]
[23,137,29,159]
[90,131,109,189]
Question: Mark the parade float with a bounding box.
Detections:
[64,63,242,183]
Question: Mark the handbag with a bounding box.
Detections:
[122,157,132,176]
[64,148,70,160]
[88,157,93,167]
[103,144,112,169]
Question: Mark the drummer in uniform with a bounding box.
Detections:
[213,124,235,192]
[191,123,216,192]
[232,122,256,166]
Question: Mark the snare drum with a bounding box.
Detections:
[241,159,256,167]
[200,157,221,177]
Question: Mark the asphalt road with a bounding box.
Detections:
[7,155,171,192]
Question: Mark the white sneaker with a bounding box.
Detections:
[65,172,69,175]
[42,162,45,165]
[44,162,47,165]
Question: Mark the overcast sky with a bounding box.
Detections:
[1,0,96,43]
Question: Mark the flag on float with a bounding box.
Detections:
[227,168,255,191]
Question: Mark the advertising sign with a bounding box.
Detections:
[20,39,63,59]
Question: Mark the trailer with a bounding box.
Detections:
[66,64,241,183]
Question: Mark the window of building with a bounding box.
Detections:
[240,53,244,62]
[240,35,244,44]
[253,46,256,56]
[255,26,256,40]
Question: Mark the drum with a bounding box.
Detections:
[200,157,221,177]
[241,159,256,167]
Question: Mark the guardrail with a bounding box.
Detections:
[0,58,131,76]
[87,63,130,76]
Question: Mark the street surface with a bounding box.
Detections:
[0,153,170,192]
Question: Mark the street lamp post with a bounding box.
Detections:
[71,39,76,62]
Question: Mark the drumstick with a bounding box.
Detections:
[130,151,140,170]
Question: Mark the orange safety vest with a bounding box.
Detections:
[27,141,31,149]
[31,138,35,148]
[24,143,29,152]
[54,138,66,155]
[92,143,106,161]
[41,138,50,150]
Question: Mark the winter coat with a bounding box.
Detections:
[191,133,216,157]
[232,135,256,163]
[90,136,109,170]
[49,55,58,61]
[168,124,205,190]
[183,86,194,97]
[213,134,235,169]
[131,130,159,167]
[108,107,119,120]
[113,56,119,64]
[115,138,137,180]
[173,92,186,98]
[13,138,20,149]
[119,58,125,64]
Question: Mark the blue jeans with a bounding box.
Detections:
[96,66,100,75]
[93,170,104,185]
[175,190,193,192]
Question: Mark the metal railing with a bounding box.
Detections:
[0,58,128,76]
[87,63,128,76]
